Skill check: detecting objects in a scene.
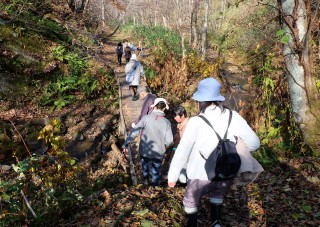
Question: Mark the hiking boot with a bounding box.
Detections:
[211,220,223,227]
[186,212,197,227]
[210,203,223,227]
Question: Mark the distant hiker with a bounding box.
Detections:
[167,78,261,227]
[122,98,173,186]
[93,34,100,46]
[172,105,189,184]
[131,91,157,128]
[122,39,130,50]
[123,39,132,63]
[125,54,144,101]
[115,42,123,65]
[138,38,145,57]
[124,45,132,63]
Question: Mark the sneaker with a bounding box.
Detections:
[131,122,136,128]
[212,220,223,227]
[133,95,139,101]
[178,172,187,184]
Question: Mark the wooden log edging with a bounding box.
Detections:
[117,72,137,185]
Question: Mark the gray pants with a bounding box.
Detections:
[183,179,233,212]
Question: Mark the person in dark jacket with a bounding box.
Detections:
[115,42,123,65]
[131,91,157,127]
[124,45,132,63]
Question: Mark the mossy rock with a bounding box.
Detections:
[0,25,56,75]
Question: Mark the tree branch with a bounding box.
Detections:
[9,120,32,157]
[21,190,37,218]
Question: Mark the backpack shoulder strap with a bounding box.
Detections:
[223,110,232,139]
[198,110,233,140]
[198,115,222,140]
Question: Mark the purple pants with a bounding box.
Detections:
[183,179,233,208]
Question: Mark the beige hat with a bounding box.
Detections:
[150,98,169,110]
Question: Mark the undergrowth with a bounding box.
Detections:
[0,119,81,226]
[41,44,117,112]
[121,24,222,101]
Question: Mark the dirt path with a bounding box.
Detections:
[99,40,151,184]
[100,41,148,131]
[94,40,320,227]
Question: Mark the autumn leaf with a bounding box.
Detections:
[140,219,155,227]
[301,205,312,213]
[133,209,149,216]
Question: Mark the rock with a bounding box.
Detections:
[72,132,85,141]
[97,122,106,130]
[30,118,50,126]
[222,63,241,73]
[0,164,12,172]
[0,133,10,141]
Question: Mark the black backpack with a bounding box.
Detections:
[116,46,123,54]
[198,111,241,181]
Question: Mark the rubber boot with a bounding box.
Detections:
[186,212,197,227]
[210,203,223,227]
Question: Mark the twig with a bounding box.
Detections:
[21,190,37,218]
[9,120,32,157]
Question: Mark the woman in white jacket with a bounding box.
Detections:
[125,54,144,101]
[168,78,260,227]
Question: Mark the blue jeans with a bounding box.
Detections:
[141,156,162,186]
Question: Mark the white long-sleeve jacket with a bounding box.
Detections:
[167,105,260,183]
[125,60,144,86]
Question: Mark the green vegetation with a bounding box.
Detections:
[123,24,184,62]
[121,24,220,101]
[1,0,319,226]
[0,2,119,224]
[1,119,80,226]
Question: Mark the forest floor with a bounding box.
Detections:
[70,39,320,227]
[1,1,319,226]
[1,35,319,227]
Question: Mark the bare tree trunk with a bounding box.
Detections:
[67,0,86,13]
[182,33,186,59]
[163,16,168,28]
[218,0,226,29]
[191,0,200,50]
[154,0,159,26]
[201,0,209,60]
[279,0,320,153]
[101,0,105,28]
[83,0,89,12]
[133,0,136,25]
[189,0,194,43]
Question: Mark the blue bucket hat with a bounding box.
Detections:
[192,78,225,102]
